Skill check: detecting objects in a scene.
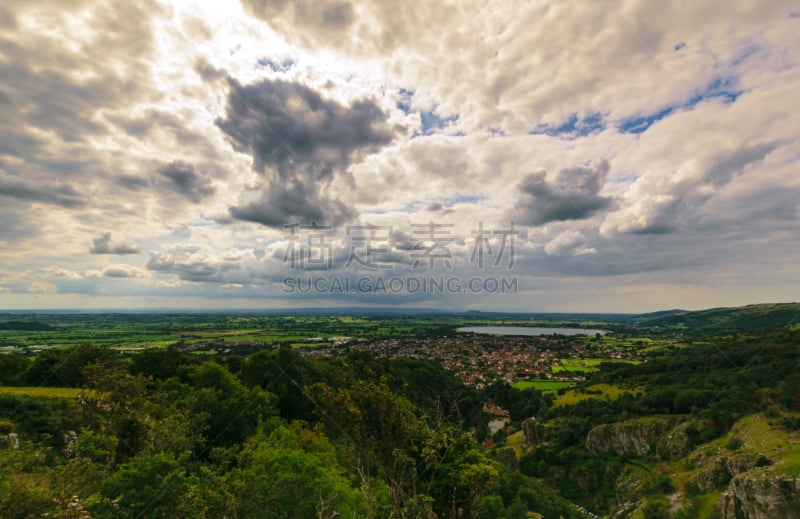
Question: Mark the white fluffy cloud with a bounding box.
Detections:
[544,231,597,257]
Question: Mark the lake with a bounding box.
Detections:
[457,326,608,336]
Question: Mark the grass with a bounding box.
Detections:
[0,386,81,399]
[727,412,800,476]
[663,412,800,509]
[552,358,641,374]
[512,379,574,391]
[503,430,526,458]
[551,383,641,407]
[695,491,721,519]
[552,364,594,374]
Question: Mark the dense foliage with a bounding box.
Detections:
[0,346,578,518]
[2,303,799,518]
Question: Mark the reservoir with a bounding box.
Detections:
[457,326,608,336]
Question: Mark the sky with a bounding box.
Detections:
[0,0,798,313]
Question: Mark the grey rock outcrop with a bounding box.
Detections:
[586,417,689,458]
[719,473,800,519]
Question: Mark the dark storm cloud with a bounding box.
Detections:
[0,173,85,208]
[217,78,394,176]
[216,78,396,227]
[90,233,141,255]
[228,186,356,228]
[154,160,216,203]
[514,160,612,225]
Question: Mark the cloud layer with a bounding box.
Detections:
[0,0,798,312]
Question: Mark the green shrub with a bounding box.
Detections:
[725,437,743,451]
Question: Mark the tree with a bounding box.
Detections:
[231,423,365,519]
[310,380,421,514]
[129,346,191,381]
[184,361,277,448]
[0,354,29,385]
[25,345,119,387]
[93,451,191,518]
[421,430,500,518]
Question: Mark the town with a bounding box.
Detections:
[307,332,640,388]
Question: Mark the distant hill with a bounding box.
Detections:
[458,310,636,322]
[633,302,800,335]
[0,320,54,331]
[630,309,686,320]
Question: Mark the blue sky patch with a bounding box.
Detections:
[529,112,606,138]
[444,194,486,206]
[685,75,743,106]
[618,106,674,134]
[397,88,414,114]
[618,75,744,134]
[396,89,459,136]
[420,111,458,134]
[256,57,296,72]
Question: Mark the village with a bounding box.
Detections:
[308,333,639,388]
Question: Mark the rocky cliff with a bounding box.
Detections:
[586,417,690,458]
[720,472,800,519]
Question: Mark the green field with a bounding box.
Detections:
[551,383,641,407]
[552,357,640,374]
[0,386,81,399]
[511,379,574,391]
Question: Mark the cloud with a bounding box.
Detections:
[601,142,779,236]
[154,160,216,203]
[107,110,212,148]
[241,0,796,134]
[146,247,261,283]
[0,0,162,148]
[90,233,141,255]
[544,230,597,256]
[0,0,797,312]
[102,265,144,278]
[513,160,612,225]
[194,57,226,82]
[0,172,85,208]
[216,78,396,226]
[115,174,150,190]
[242,0,357,49]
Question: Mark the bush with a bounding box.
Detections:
[684,480,702,497]
[643,498,668,519]
[755,455,773,467]
[653,473,675,494]
[782,416,800,431]
[725,437,743,451]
